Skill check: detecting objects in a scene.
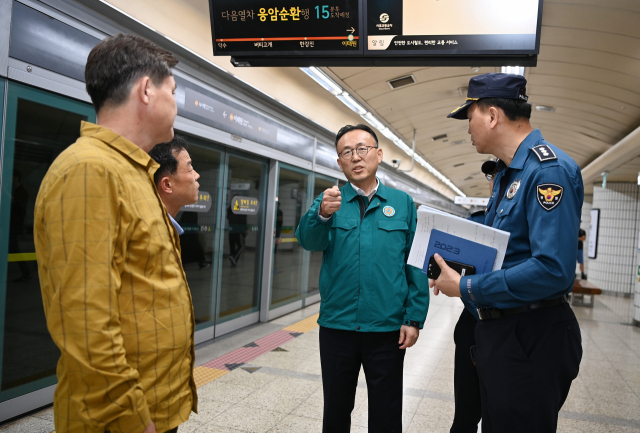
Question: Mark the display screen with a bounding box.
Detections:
[211,1,362,56]
[366,0,541,54]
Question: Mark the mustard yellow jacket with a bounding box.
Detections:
[34,122,197,433]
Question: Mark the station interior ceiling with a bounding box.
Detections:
[101,0,640,200]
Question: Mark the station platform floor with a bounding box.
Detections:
[2,291,639,433]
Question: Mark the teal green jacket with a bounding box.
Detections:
[296,181,430,332]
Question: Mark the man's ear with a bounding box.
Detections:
[158,176,172,194]
[137,76,152,105]
[488,106,499,129]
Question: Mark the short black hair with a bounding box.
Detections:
[85,33,179,113]
[149,135,188,186]
[476,97,532,121]
[335,124,379,149]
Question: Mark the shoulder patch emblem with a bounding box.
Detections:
[537,184,563,211]
[532,145,557,162]
[383,206,395,217]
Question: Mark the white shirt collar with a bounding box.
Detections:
[350,177,380,201]
[168,213,184,235]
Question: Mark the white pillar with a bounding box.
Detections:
[588,183,640,298]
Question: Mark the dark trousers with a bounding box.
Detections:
[475,303,582,433]
[451,309,481,433]
[164,428,178,433]
[319,327,405,433]
[229,233,244,258]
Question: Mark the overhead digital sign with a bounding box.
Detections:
[210,1,362,56]
[210,0,543,66]
[366,0,541,55]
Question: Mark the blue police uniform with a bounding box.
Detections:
[447,74,583,433]
[460,129,583,308]
[464,130,583,433]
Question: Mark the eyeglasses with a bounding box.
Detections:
[339,145,378,160]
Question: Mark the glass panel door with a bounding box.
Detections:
[216,153,268,324]
[173,136,224,330]
[306,174,338,301]
[271,165,310,309]
[0,82,96,402]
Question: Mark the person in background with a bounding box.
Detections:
[274,202,284,254]
[578,228,587,279]
[149,135,201,236]
[227,203,248,266]
[447,160,496,433]
[9,170,31,282]
[433,73,583,433]
[296,124,430,433]
[34,34,196,433]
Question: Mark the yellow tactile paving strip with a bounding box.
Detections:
[193,366,228,387]
[283,313,320,333]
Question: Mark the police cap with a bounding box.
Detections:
[447,73,529,120]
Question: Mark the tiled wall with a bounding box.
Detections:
[589,183,640,295]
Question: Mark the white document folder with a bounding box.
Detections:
[408,205,511,271]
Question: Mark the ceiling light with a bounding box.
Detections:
[300,67,342,95]
[501,66,525,76]
[535,105,556,113]
[388,75,416,89]
[471,67,480,73]
[337,92,367,115]
[451,139,466,146]
[362,112,386,131]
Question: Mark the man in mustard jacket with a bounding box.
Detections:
[296,124,429,433]
[34,34,196,433]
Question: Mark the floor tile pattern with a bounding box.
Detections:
[2,297,640,433]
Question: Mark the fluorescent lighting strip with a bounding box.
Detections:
[300,67,466,197]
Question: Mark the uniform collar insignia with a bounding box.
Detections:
[532,144,557,162]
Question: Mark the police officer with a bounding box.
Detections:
[296,124,430,433]
[431,73,583,433]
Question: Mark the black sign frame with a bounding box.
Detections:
[210,0,364,57]
[214,0,544,66]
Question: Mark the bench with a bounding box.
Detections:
[570,279,602,308]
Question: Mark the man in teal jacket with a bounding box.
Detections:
[296,124,430,433]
